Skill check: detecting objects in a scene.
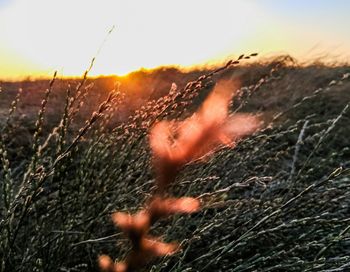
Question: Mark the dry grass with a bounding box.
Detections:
[99,78,259,272]
[0,55,350,271]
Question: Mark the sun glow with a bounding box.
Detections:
[0,0,266,79]
[0,0,350,79]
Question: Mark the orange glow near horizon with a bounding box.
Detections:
[0,0,260,79]
[0,0,350,80]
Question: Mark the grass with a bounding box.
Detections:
[0,55,350,271]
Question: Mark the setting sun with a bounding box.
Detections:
[0,0,259,78]
[1,0,350,79]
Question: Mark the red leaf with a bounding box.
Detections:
[142,237,179,256]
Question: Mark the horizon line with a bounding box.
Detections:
[0,53,349,82]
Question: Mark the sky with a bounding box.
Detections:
[0,0,349,80]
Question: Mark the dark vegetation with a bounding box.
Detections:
[0,55,350,271]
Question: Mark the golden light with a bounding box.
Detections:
[0,0,349,79]
[0,0,265,79]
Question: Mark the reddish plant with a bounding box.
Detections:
[99,80,260,272]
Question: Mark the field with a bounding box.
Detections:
[0,55,350,271]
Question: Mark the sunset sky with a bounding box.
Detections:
[0,0,349,79]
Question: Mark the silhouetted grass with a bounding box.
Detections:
[0,55,350,271]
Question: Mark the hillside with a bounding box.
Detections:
[0,56,350,271]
